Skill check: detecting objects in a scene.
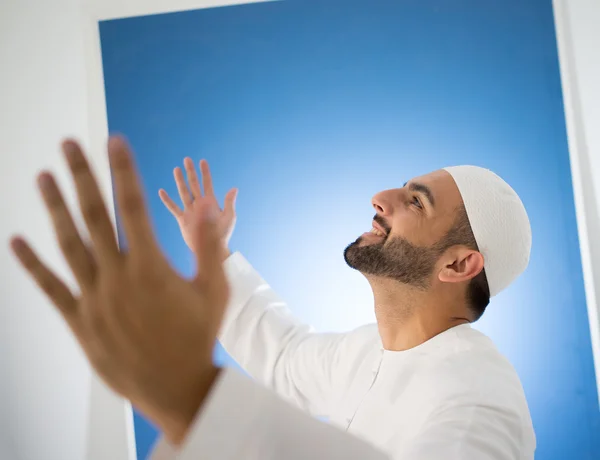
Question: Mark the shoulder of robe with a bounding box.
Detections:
[415,347,527,408]
[327,323,381,374]
[343,323,381,353]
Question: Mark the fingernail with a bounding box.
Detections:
[63,141,78,162]
[37,173,53,190]
[108,139,126,163]
[10,237,25,251]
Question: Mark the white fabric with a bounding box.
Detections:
[151,367,389,460]
[152,252,536,459]
[443,166,531,297]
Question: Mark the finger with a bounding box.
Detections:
[10,236,78,317]
[223,188,238,216]
[108,136,156,252]
[62,140,120,265]
[37,172,96,287]
[193,201,228,308]
[199,160,215,198]
[158,189,183,218]
[174,167,193,208]
[184,157,202,199]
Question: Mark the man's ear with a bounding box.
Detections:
[438,249,484,284]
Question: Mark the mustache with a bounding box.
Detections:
[373,214,391,234]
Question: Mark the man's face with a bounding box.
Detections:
[344,170,464,288]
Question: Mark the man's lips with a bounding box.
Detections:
[372,220,388,237]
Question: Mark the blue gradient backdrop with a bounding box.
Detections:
[100,1,600,458]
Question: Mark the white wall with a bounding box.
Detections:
[1,2,94,460]
[0,0,598,459]
[554,0,600,402]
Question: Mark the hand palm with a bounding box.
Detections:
[178,196,235,250]
[159,157,237,253]
[11,138,228,443]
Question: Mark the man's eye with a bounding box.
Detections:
[412,196,423,209]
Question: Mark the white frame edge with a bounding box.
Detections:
[91,0,273,21]
[80,3,137,460]
[553,0,600,407]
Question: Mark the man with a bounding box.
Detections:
[155,150,535,458]
[11,137,534,460]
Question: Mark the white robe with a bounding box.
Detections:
[152,252,536,459]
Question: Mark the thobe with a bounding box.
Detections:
[152,252,536,459]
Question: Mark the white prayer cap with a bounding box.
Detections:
[443,165,531,297]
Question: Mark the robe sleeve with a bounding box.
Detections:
[217,251,355,416]
[150,367,390,460]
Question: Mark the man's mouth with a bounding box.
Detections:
[370,220,388,237]
[370,227,386,237]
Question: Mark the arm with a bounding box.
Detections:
[151,367,390,460]
[220,251,355,416]
[160,160,356,417]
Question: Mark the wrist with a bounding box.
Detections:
[162,365,222,446]
[220,245,231,262]
[190,243,230,262]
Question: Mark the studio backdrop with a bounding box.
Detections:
[99,0,600,458]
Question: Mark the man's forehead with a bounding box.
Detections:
[411,169,450,183]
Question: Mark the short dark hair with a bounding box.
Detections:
[442,205,490,321]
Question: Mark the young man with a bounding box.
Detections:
[155,154,536,458]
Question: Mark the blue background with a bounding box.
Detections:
[100,0,600,458]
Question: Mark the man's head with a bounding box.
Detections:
[344,167,531,321]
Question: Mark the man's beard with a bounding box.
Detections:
[344,220,446,288]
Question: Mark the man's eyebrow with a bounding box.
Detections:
[403,181,436,207]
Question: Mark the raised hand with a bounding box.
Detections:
[10,137,227,444]
[159,158,237,258]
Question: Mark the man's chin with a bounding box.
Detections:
[344,242,379,272]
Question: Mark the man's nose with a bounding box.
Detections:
[371,190,395,216]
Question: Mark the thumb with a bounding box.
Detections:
[223,188,238,216]
[193,201,229,308]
